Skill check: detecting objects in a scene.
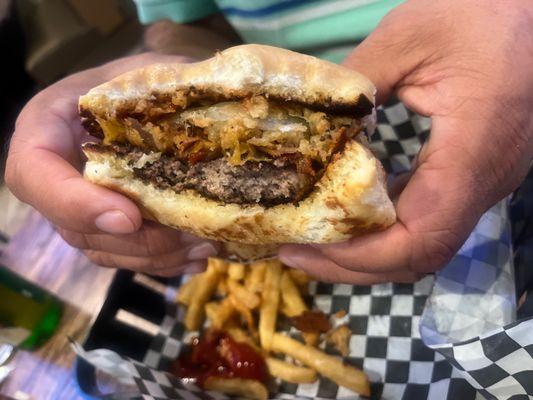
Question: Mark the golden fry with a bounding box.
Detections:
[176,275,200,305]
[208,257,229,274]
[288,269,311,289]
[271,333,370,397]
[226,328,260,350]
[229,294,257,338]
[205,298,234,329]
[326,324,351,357]
[227,278,260,309]
[302,332,320,347]
[266,357,317,384]
[259,261,282,351]
[204,377,268,400]
[205,301,219,323]
[216,278,228,296]
[280,271,307,317]
[228,262,246,280]
[246,260,268,293]
[184,265,221,330]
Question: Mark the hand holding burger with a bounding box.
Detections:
[279,0,533,283]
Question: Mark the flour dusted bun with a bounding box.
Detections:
[79,44,376,125]
[80,45,395,261]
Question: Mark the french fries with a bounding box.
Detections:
[259,261,282,351]
[209,257,229,274]
[216,278,228,296]
[204,377,268,400]
[271,333,370,397]
[246,260,267,293]
[302,332,320,347]
[227,278,260,309]
[280,271,307,317]
[226,328,260,350]
[229,294,257,338]
[175,275,200,305]
[228,261,246,280]
[205,297,234,329]
[326,324,351,357]
[288,269,311,288]
[266,358,317,384]
[175,258,370,397]
[184,263,222,330]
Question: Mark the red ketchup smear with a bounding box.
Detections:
[169,330,268,387]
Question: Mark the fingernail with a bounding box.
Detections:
[182,261,207,274]
[279,254,303,269]
[187,242,219,261]
[95,210,136,234]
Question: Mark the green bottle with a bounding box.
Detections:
[0,265,63,350]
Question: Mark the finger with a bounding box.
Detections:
[150,261,207,278]
[279,246,422,285]
[281,225,413,274]
[83,241,218,273]
[6,146,143,234]
[57,223,206,257]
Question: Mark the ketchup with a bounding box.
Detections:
[170,330,268,387]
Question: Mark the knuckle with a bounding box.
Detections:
[140,229,168,257]
[58,229,90,250]
[153,268,182,278]
[413,233,457,272]
[4,154,21,195]
[137,226,179,257]
[84,250,118,269]
[151,254,179,271]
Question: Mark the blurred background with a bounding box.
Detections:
[1,0,141,165]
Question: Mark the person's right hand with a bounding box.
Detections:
[5,53,220,277]
[279,0,533,284]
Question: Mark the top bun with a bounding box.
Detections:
[79,44,376,123]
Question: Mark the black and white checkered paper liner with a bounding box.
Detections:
[74,100,531,400]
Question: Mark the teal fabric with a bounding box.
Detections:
[135,0,219,24]
[134,0,405,62]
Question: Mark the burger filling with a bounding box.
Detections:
[87,95,366,206]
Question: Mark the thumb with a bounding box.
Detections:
[6,88,143,235]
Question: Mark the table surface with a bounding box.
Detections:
[0,205,115,400]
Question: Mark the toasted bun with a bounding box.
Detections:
[83,140,395,260]
[79,44,376,129]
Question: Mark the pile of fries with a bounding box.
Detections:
[176,258,370,399]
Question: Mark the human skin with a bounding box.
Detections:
[4,53,220,277]
[279,0,533,283]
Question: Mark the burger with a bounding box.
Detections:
[79,45,395,260]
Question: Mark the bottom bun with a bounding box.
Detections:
[83,140,395,261]
[221,242,279,263]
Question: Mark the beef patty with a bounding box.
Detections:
[127,147,315,206]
